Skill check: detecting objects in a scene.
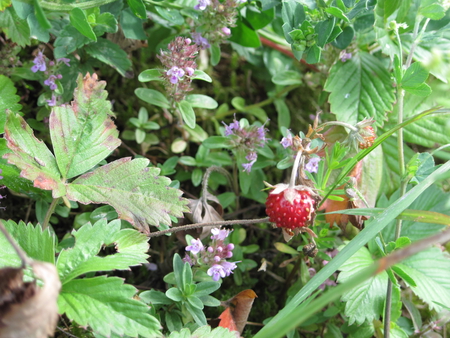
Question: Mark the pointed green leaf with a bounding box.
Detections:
[70,8,97,41]
[338,246,388,325]
[324,52,395,127]
[3,111,65,197]
[140,290,174,305]
[398,248,450,312]
[51,73,120,179]
[66,158,189,234]
[85,38,132,76]
[138,69,163,82]
[0,75,22,134]
[0,220,55,268]
[192,70,212,82]
[391,265,416,287]
[135,88,170,108]
[58,276,160,337]
[178,100,196,128]
[56,219,149,283]
[325,7,350,23]
[185,94,218,109]
[126,0,146,19]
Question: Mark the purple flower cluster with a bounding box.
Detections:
[191,0,243,48]
[339,50,352,62]
[280,132,321,173]
[222,117,269,172]
[30,50,70,107]
[157,37,199,102]
[185,228,238,282]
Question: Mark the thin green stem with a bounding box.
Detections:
[319,121,359,132]
[215,85,300,120]
[42,198,59,230]
[289,150,303,188]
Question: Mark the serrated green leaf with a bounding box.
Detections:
[138,69,163,82]
[0,7,30,46]
[135,88,170,108]
[398,248,450,312]
[178,100,196,128]
[324,52,395,127]
[0,220,55,268]
[70,8,97,41]
[271,70,302,85]
[0,75,22,134]
[51,73,120,179]
[3,111,66,197]
[58,276,160,337]
[338,246,388,325]
[185,94,218,109]
[85,38,132,76]
[65,158,189,233]
[56,219,149,283]
[192,69,212,82]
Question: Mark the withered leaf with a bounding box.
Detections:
[220,289,257,334]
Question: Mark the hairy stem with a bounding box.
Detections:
[42,198,59,231]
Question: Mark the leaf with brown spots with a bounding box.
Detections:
[50,73,120,179]
[219,289,257,335]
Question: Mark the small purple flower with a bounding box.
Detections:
[222,27,231,36]
[242,151,257,173]
[46,94,57,107]
[220,261,237,275]
[57,57,71,67]
[222,119,240,136]
[194,0,211,10]
[211,228,230,241]
[166,66,185,84]
[31,50,47,73]
[280,134,293,148]
[305,157,320,173]
[340,50,352,62]
[186,238,204,254]
[208,264,227,281]
[44,75,58,90]
[185,67,195,76]
[191,32,210,49]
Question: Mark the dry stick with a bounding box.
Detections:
[147,217,270,238]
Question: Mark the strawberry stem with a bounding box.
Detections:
[289,150,303,188]
[319,121,359,132]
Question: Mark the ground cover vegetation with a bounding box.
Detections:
[1,0,450,337]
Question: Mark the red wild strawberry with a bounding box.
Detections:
[265,184,316,229]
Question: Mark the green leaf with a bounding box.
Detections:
[3,111,66,197]
[54,25,91,58]
[140,290,174,305]
[0,0,11,11]
[229,18,261,48]
[420,3,445,20]
[138,69,163,82]
[33,0,51,30]
[391,265,416,287]
[178,100,196,129]
[51,73,120,179]
[193,281,220,296]
[168,326,240,338]
[202,136,230,149]
[185,302,207,326]
[324,52,395,127]
[187,295,204,310]
[65,158,189,233]
[332,25,354,50]
[393,54,402,84]
[246,7,274,30]
[388,283,402,324]
[316,17,335,48]
[58,276,160,337]
[56,219,149,283]
[120,7,146,40]
[126,0,146,19]
[274,98,290,129]
[210,44,221,66]
[0,220,55,268]
[338,246,388,325]
[135,88,170,108]
[85,38,132,76]
[0,75,22,134]
[166,287,183,302]
[281,0,305,29]
[155,6,184,26]
[0,7,30,46]
[185,94,218,109]
[398,248,450,312]
[401,62,429,88]
[27,12,50,42]
[70,8,97,41]
[192,70,212,82]
[403,83,432,97]
[304,44,321,64]
[325,7,350,23]
[92,12,118,36]
[271,70,302,85]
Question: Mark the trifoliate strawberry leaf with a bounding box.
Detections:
[3,111,66,197]
[338,246,388,325]
[66,157,189,233]
[0,220,55,268]
[324,52,395,127]
[56,219,149,284]
[50,73,120,179]
[167,325,240,338]
[380,185,449,243]
[58,276,161,337]
[396,248,450,313]
[0,7,30,47]
[0,75,22,134]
